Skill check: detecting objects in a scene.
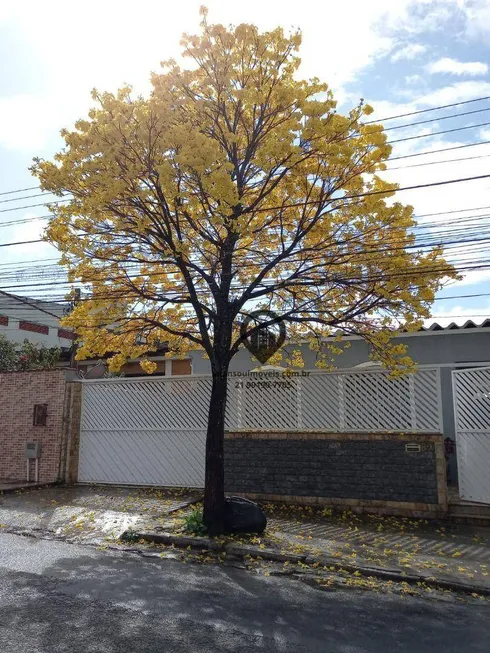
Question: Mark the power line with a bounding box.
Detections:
[0,214,51,229]
[0,172,487,239]
[2,240,490,298]
[435,293,490,301]
[0,206,486,247]
[365,95,490,124]
[0,141,483,228]
[0,289,62,319]
[250,173,490,214]
[416,205,490,218]
[1,210,490,304]
[388,140,490,162]
[0,257,59,268]
[388,120,490,144]
[382,106,490,133]
[3,291,489,304]
[0,146,487,229]
[0,99,485,205]
[0,192,58,205]
[2,218,490,280]
[0,93,487,206]
[0,185,39,198]
[3,215,490,280]
[4,199,490,234]
[0,239,43,248]
[386,153,490,171]
[0,199,68,214]
[0,140,485,222]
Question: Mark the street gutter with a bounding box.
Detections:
[130,529,490,597]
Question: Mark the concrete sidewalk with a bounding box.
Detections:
[2,486,489,596]
[268,510,490,561]
[134,503,490,596]
[0,485,199,544]
[264,513,490,593]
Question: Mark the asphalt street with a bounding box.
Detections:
[0,532,488,653]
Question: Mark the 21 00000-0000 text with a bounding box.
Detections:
[234,380,294,389]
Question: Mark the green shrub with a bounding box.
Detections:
[121,529,140,543]
[182,508,207,536]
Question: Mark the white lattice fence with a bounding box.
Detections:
[453,367,490,504]
[230,369,442,432]
[78,368,442,486]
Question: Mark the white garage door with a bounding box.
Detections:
[78,377,211,487]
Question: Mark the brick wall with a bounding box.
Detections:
[224,431,447,518]
[18,320,49,335]
[0,370,69,483]
[58,328,75,341]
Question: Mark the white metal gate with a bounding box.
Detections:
[79,377,212,487]
[78,369,442,487]
[453,367,490,504]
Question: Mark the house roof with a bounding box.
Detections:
[414,319,490,332]
[0,290,67,319]
[327,318,490,341]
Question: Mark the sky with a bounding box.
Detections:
[1,0,490,326]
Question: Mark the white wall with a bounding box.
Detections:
[0,293,73,349]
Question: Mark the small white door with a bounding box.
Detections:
[452,367,490,504]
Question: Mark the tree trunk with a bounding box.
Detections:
[203,364,229,535]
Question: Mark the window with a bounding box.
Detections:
[33,404,48,426]
[171,359,192,375]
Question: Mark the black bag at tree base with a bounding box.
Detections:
[223,496,267,534]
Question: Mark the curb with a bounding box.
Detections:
[0,482,63,496]
[138,532,224,550]
[166,496,203,515]
[131,530,490,597]
[133,531,308,563]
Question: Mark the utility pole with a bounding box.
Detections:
[68,288,81,369]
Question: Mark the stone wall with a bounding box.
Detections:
[64,382,82,484]
[224,431,447,517]
[0,370,80,484]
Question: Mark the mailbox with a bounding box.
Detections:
[25,441,42,459]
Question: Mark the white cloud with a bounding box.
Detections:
[417,80,490,106]
[378,0,490,42]
[450,270,490,288]
[0,0,425,156]
[1,0,490,304]
[391,43,426,62]
[405,74,425,85]
[0,94,76,151]
[464,0,490,39]
[355,79,490,128]
[367,99,420,124]
[427,57,488,76]
[378,0,461,36]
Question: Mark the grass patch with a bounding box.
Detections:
[120,529,140,543]
[182,508,208,536]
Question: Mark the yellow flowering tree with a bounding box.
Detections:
[33,11,455,534]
